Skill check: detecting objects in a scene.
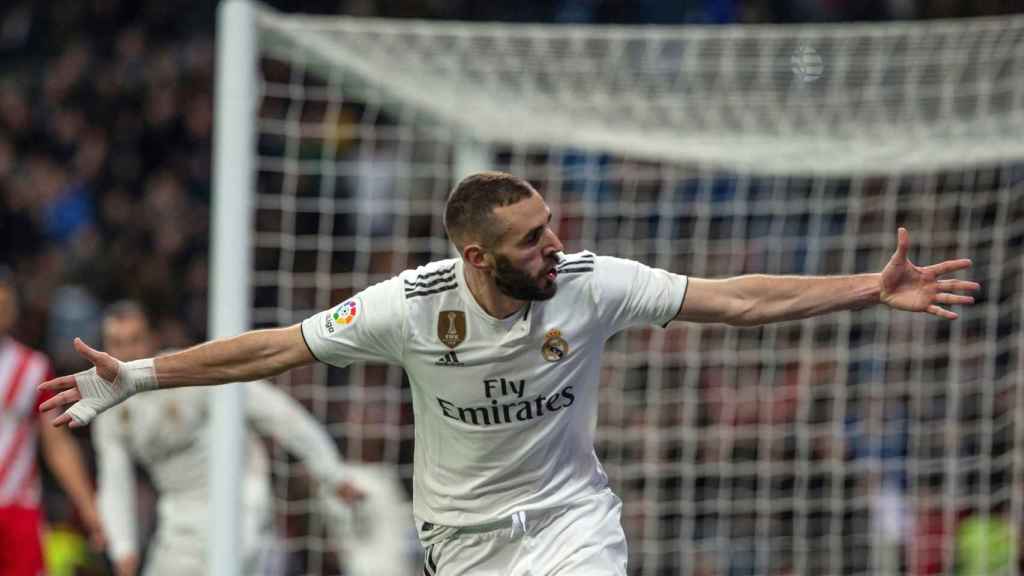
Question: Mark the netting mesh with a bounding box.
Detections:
[243,7,1024,575]
[257,13,1024,174]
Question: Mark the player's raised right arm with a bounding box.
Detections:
[39,324,314,427]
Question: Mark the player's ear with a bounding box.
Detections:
[463,243,493,271]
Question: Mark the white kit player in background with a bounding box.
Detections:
[90,302,395,576]
[322,461,419,576]
[42,173,979,575]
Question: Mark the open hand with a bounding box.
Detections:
[880,228,981,319]
[38,338,126,427]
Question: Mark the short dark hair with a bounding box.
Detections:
[444,171,537,251]
[103,299,150,326]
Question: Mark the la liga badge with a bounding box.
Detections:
[332,299,359,326]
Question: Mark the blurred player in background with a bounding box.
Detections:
[42,173,979,575]
[0,267,104,575]
[322,449,419,576]
[90,301,391,576]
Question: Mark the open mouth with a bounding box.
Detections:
[545,268,557,281]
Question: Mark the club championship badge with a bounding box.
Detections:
[542,329,569,362]
[438,310,466,349]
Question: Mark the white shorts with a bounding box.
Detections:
[419,489,627,576]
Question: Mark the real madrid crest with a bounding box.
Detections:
[542,329,569,362]
[438,310,467,349]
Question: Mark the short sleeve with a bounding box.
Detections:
[592,256,688,337]
[300,276,406,367]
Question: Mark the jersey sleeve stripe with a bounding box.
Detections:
[557,257,594,266]
[416,263,457,280]
[555,266,594,275]
[405,283,458,299]
[403,274,456,290]
[556,257,594,271]
[565,253,595,260]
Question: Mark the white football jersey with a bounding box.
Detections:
[301,252,687,528]
[92,381,347,565]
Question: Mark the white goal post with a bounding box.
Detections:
[212,1,1024,574]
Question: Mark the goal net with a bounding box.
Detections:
[218,3,1024,574]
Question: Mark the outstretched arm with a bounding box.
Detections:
[675,228,980,326]
[153,324,314,387]
[39,324,315,427]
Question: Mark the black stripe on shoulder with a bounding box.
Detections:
[404,274,456,290]
[559,253,594,262]
[557,266,594,275]
[406,283,458,299]
[418,264,457,280]
[556,254,595,270]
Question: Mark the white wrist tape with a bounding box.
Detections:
[65,358,158,426]
[121,359,160,393]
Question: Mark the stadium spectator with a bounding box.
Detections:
[0,268,104,575]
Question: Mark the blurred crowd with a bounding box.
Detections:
[269,0,1018,23]
[2,0,1018,366]
[1,0,1021,575]
[2,1,1019,376]
[0,1,218,373]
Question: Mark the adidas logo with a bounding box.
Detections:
[435,351,464,367]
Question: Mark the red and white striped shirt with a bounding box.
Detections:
[0,336,54,509]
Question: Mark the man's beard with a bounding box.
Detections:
[493,254,557,301]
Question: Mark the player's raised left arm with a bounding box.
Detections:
[674,228,980,326]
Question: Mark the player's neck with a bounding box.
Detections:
[462,264,526,320]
